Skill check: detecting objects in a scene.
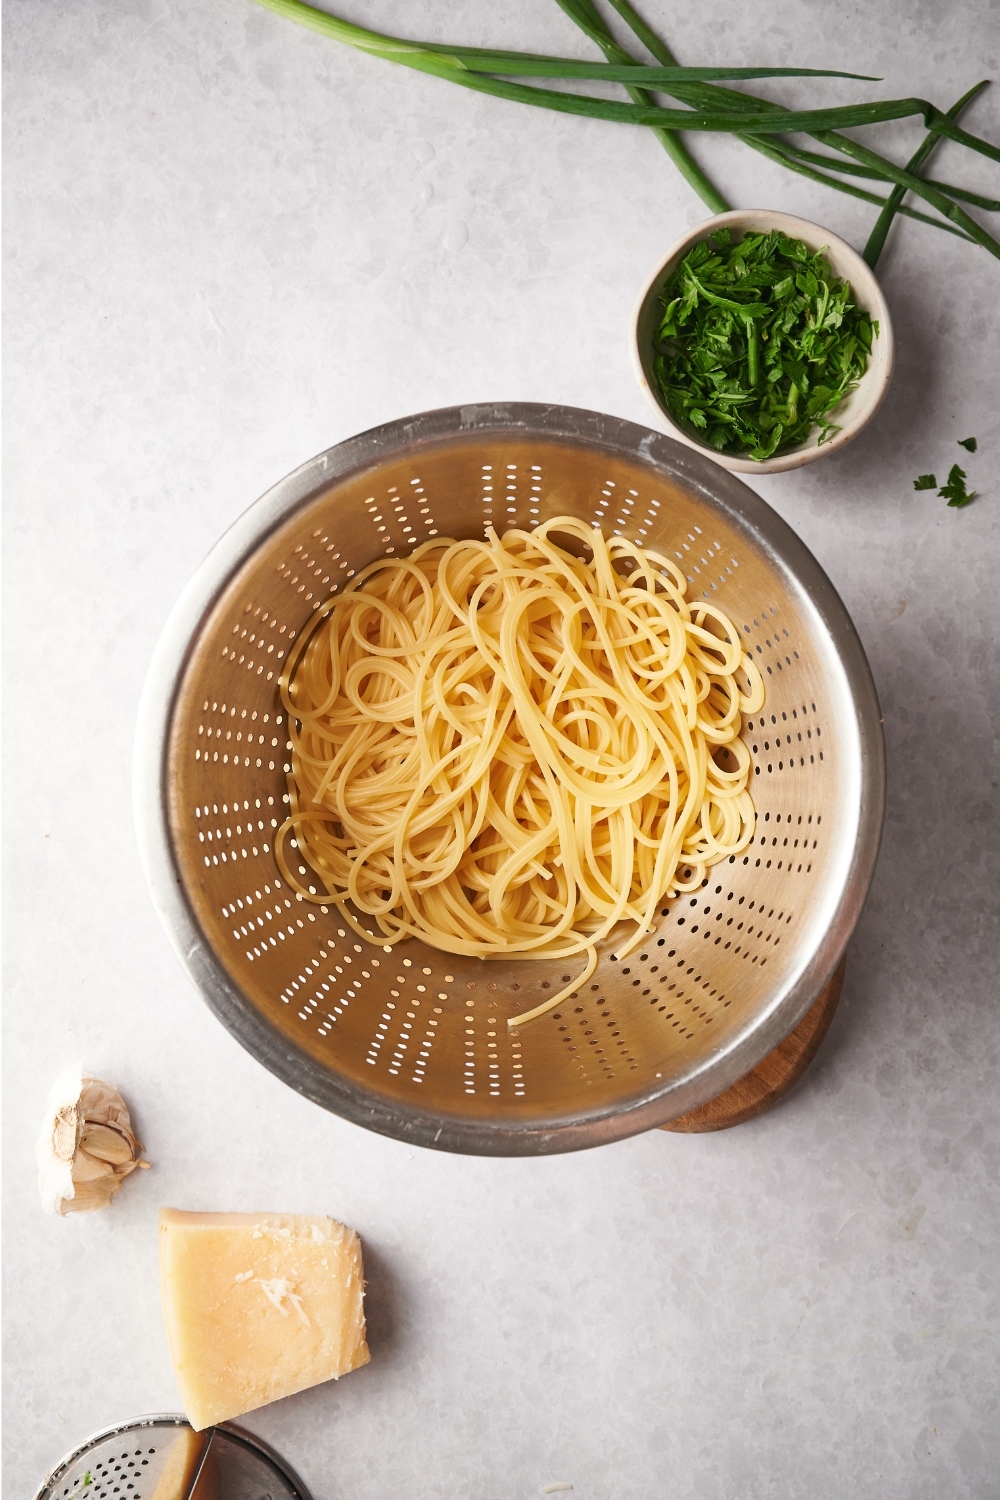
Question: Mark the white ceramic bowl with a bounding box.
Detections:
[630,209,894,475]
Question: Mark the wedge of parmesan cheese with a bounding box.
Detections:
[159,1209,370,1430]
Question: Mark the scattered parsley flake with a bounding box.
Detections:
[912,474,937,490]
[653,229,876,462]
[938,464,977,508]
[957,436,978,452]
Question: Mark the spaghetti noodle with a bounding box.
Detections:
[276,516,764,1025]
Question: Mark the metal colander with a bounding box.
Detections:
[134,403,884,1154]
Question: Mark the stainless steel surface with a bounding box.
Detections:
[34,1414,310,1500]
[133,402,885,1154]
[183,1429,214,1500]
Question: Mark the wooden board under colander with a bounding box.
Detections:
[663,956,845,1132]
[134,403,884,1155]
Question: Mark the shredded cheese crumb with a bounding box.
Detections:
[254,1221,293,1241]
[258,1276,311,1325]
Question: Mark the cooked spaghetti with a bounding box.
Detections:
[276,516,764,1025]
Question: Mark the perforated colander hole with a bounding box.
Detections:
[194,697,283,771]
[462,997,478,1093]
[223,875,286,944]
[527,462,543,520]
[500,459,524,519]
[631,492,660,541]
[195,793,275,869]
[512,1029,525,1094]
[221,606,287,675]
[410,998,444,1084]
[365,493,389,541]
[607,480,636,536]
[414,487,436,533]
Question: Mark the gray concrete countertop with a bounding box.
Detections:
[4,2,998,1496]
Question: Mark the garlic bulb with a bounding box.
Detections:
[37,1062,150,1215]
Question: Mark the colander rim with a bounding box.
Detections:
[133,402,885,1155]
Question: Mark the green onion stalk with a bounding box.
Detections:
[252,0,999,263]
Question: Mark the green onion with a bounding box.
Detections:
[252,0,999,156]
[552,0,727,212]
[559,0,977,243]
[739,134,975,242]
[251,1,876,85]
[864,82,990,265]
[653,227,875,462]
[593,0,1000,258]
[252,0,1000,261]
[762,142,1000,212]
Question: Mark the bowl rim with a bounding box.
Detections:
[133,401,886,1155]
[630,208,895,476]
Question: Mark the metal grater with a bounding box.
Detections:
[33,1414,310,1500]
[134,403,884,1154]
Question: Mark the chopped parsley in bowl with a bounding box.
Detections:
[656,227,877,461]
[631,210,894,475]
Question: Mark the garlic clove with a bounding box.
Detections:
[80,1121,137,1166]
[79,1077,141,1139]
[71,1147,120,1184]
[37,1063,149,1215]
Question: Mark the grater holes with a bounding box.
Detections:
[61,1444,156,1500]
